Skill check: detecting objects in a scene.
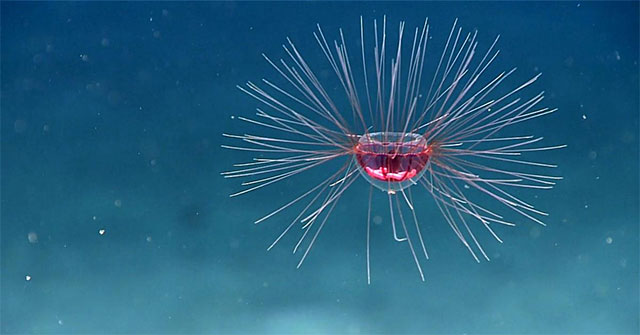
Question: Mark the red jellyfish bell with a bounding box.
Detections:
[354,132,432,194]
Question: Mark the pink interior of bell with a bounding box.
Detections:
[355,135,431,182]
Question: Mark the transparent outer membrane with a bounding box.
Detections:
[354,132,431,193]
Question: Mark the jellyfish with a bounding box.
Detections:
[222,17,565,283]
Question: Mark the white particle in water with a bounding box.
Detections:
[28,231,38,243]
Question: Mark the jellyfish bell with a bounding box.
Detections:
[354,132,432,194]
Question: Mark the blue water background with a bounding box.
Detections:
[2,2,638,334]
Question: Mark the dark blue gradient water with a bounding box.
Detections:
[2,2,638,334]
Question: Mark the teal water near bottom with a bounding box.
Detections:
[2,2,638,334]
